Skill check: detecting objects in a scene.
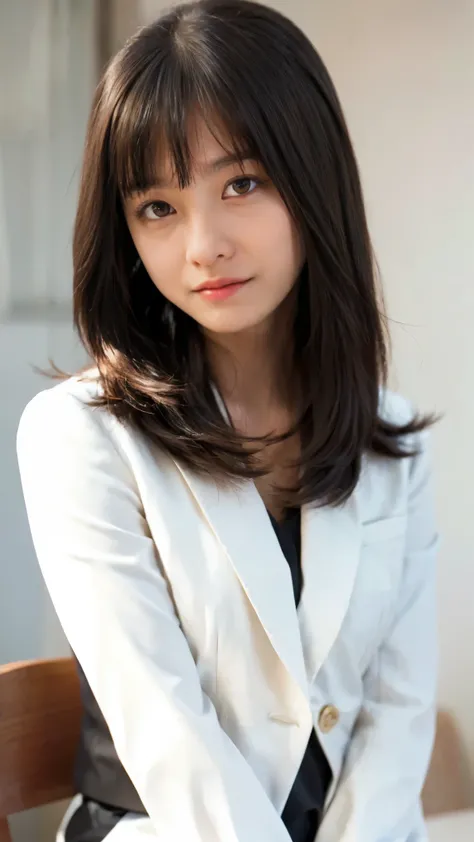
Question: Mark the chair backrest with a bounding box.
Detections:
[422,710,471,817]
[0,658,82,842]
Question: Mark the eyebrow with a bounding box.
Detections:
[129,153,257,196]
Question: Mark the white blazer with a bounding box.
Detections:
[17,375,438,842]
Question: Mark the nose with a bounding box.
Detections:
[185,209,235,268]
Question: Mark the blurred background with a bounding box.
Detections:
[0,1,473,840]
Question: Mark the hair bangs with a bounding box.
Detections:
[109,44,266,200]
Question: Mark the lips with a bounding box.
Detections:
[194,277,250,292]
[194,278,251,302]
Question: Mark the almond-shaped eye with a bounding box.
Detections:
[224,177,261,197]
[141,201,175,220]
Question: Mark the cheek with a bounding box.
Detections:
[259,205,304,275]
[130,230,182,298]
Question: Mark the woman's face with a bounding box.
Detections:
[123,117,305,337]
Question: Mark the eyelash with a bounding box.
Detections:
[134,175,265,221]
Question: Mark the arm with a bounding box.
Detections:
[318,429,439,842]
[17,388,292,842]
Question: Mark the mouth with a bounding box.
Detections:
[194,277,251,301]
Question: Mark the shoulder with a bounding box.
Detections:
[16,371,146,508]
[379,385,435,451]
[17,371,115,459]
[19,369,100,412]
[378,387,415,427]
[358,388,434,518]
[378,386,432,453]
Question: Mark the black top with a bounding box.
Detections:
[65,508,331,842]
[268,509,332,842]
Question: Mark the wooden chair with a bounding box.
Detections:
[422,709,471,817]
[0,657,470,841]
[0,658,82,842]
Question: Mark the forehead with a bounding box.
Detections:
[186,116,227,163]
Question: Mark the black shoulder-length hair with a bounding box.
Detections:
[71,0,433,507]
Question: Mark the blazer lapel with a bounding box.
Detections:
[299,493,361,684]
[174,463,309,700]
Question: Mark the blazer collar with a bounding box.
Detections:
[174,462,361,697]
[174,464,308,696]
[299,496,361,684]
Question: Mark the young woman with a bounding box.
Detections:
[17,2,438,841]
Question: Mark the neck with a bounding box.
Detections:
[204,309,296,416]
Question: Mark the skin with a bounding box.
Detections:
[124,116,305,516]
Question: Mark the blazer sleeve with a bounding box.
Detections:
[317,428,439,842]
[16,388,292,842]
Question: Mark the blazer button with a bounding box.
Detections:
[318,704,340,734]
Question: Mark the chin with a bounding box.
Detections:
[196,309,271,336]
